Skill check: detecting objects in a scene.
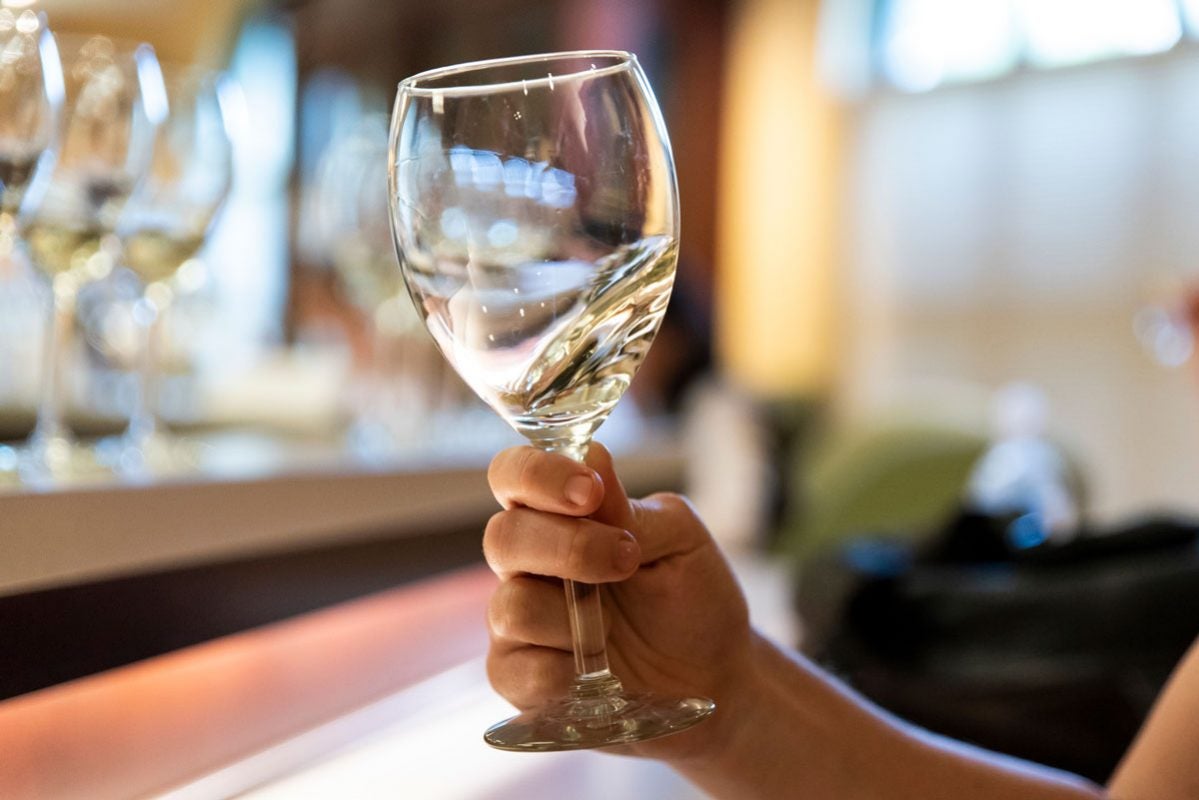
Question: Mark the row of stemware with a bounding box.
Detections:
[0,10,236,486]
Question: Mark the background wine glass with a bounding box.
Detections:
[389,51,714,750]
[312,113,437,458]
[1133,276,1195,369]
[16,34,164,486]
[0,10,60,252]
[0,10,62,478]
[101,67,235,477]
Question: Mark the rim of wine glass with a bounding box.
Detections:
[49,37,231,106]
[51,30,154,58]
[397,49,637,97]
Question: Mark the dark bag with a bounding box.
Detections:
[798,514,1199,782]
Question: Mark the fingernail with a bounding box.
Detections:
[564,474,595,507]
[614,535,640,573]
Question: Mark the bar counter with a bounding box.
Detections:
[0,431,689,799]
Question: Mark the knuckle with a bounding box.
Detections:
[487,646,556,709]
[515,447,541,496]
[483,510,504,541]
[482,511,504,554]
[488,447,538,507]
[487,588,517,641]
[488,448,517,491]
[485,649,518,702]
[483,510,517,568]
[650,491,700,522]
[486,453,504,492]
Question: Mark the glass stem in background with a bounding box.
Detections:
[33,275,79,450]
[0,213,16,270]
[543,438,621,694]
[127,289,166,446]
[369,312,401,430]
[368,315,388,417]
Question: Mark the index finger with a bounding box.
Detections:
[487,446,604,515]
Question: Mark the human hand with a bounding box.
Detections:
[484,442,754,761]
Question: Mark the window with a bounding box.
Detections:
[878,0,1186,92]
[1183,0,1199,35]
[879,0,1019,91]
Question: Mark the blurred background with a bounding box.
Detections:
[4,0,1199,797]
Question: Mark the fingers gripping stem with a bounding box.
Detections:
[540,434,615,685]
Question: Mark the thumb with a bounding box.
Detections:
[584,441,636,530]
[584,441,711,564]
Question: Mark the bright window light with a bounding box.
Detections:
[881,0,1020,92]
[1014,0,1181,68]
[879,0,1186,91]
[1182,0,1199,37]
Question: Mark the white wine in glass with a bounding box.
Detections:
[122,229,208,284]
[0,10,60,233]
[389,50,714,751]
[16,34,163,485]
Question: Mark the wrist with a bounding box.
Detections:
[658,632,780,782]
[664,632,885,800]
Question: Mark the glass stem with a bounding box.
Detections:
[539,436,622,694]
[34,275,78,448]
[127,291,165,446]
[566,578,613,681]
[0,212,15,266]
[370,311,400,426]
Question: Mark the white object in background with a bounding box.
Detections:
[199,345,351,437]
[682,378,772,551]
[966,381,1080,542]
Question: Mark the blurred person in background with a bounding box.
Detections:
[482,443,1198,800]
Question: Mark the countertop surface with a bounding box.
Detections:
[1,424,684,599]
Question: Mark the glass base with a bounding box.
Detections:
[484,677,715,752]
[95,429,200,481]
[0,445,20,491]
[12,435,112,489]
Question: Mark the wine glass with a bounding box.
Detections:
[316,113,467,458]
[16,34,164,486]
[388,51,714,750]
[1133,271,1195,369]
[0,10,61,476]
[314,114,430,456]
[101,66,234,477]
[0,10,60,250]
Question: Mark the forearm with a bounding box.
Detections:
[671,634,1105,800]
[1109,639,1199,800]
